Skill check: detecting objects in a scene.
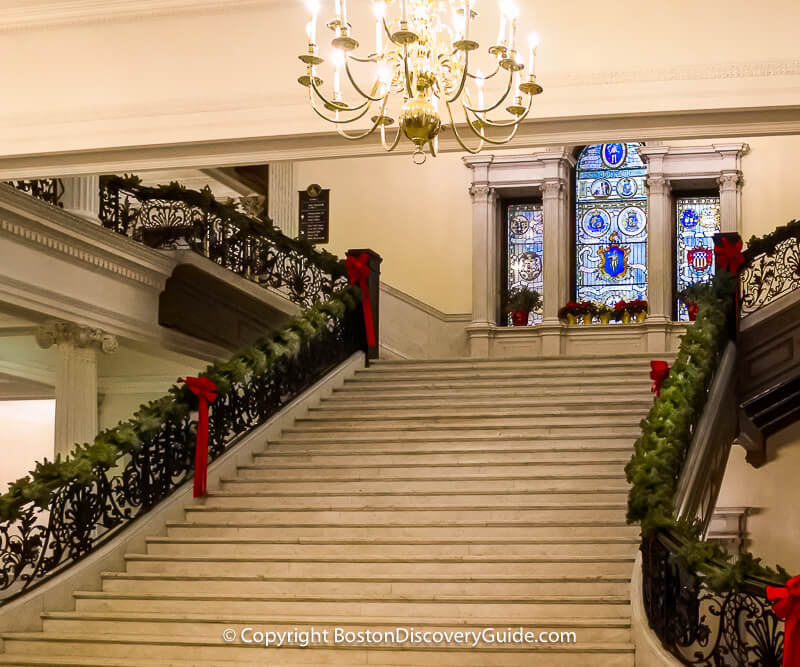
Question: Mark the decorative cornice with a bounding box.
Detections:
[0,0,278,31]
[36,321,119,354]
[0,185,172,290]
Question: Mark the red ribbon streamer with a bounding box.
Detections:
[650,361,670,397]
[767,575,800,667]
[714,237,745,274]
[180,376,218,498]
[346,253,376,347]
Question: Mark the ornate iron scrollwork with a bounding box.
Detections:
[8,179,65,207]
[98,180,347,309]
[740,236,800,315]
[0,308,364,604]
[641,533,784,666]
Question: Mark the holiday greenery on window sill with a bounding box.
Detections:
[557,299,648,325]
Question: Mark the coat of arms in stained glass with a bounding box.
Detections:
[506,202,544,325]
[575,143,648,305]
[676,196,721,320]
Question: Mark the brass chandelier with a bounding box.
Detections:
[299,0,543,163]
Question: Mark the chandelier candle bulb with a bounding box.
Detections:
[305,0,319,44]
[373,1,385,52]
[528,32,539,73]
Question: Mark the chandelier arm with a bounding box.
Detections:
[309,77,372,114]
[383,17,402,46]
[308,87,375,124]
[444,100,485,154]
[466,62,502,80]
[445,51,471,104]
[344,59,390,102]
[468,94,533,129]
[462,69,514,114]
[402,45,414,98]
[335,94,392,140]
[460,101,523,145]
[380,124,403,152]
[347,53,379,64]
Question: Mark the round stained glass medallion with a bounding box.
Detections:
[581,208,611,238]
[680,208,700,229]
[601,143,627,169]
[518,251,542,282]
[617,177,637,198]
[618,206,646,237]
[510,215,529,236]
[590,179,612,198]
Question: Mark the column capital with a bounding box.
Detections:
[717,171,743,191]
[541,179,565,199]
[646,175,672,195]
[468,183,495,202]
[36,321,118,354]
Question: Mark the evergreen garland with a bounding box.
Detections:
[100,175,347,278]
[0,286,362,524]
[743,218,800,262]
[626,268,790,591]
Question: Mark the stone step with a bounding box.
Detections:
[71,591,632,619]
[250,449,632,467]
[202,491,630,509]
[40,611,632,643]
[99,573,630,597]
[145,538,639,559]
[368,354,662,370]
[123,556,635,578]
[289,412,644,430]
[0,636,635,666]
[182,507,628,525]
[327,385,649,402]
[351,368,650,382]
[277,427,641,443]
[309,401,651,418]
[218,475,631,494]
[260,438,635,454]
[160,523,638,541]
[339,377,652,391]
[234,463,628,480]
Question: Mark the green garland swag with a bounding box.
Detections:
[743,218,800,262]
[0,286,362,524]
[625,269,790,592]
[100,175,347,279]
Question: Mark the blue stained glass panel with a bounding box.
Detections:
[575,143,648,305]
[676,196,721,321]
[507,203,544,325]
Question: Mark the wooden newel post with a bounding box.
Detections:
[346,248,382,360]
[713,231,743,340]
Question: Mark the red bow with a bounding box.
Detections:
[714,237,745,274]
[180,376,218,498]
[687,302,699,321]
[767,575,800,667]
[346,253,376,347]
[649,361,670,397]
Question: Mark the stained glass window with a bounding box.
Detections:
[575,143,648,305]
[506,202,544,325]
[676,196,721,321]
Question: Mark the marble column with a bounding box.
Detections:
[268,161,298,237]
[646,175,673,323]
[36,322,118,458]
[718,171,743,233]
[467,182,498,356]
[541,179,569,324]
[61,175,101,224]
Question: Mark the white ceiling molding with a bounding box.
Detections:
[0,0,279,31]
[0,105,797,180]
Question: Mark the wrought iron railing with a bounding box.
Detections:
[6,176,347,309]
[99,176,347,308]
[0,298,366,604]
[740,219,800,316]
[7,179,64,207]
[634,232,790,665]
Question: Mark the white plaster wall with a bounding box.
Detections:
[0,400,55,492]
[718,424,800,573]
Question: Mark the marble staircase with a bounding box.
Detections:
[0,355,656,666]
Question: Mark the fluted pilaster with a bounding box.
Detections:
[61,176,101,224]
[268,161,298,237]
